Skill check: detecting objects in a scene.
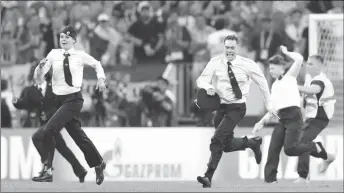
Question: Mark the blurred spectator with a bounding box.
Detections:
[177,1,196,31]
[128,1,165,64]
[140,76,175,127]
[237,22,255,59]
[189,14,215,86]
[328,1,344,14]
[91,88,107,127]
[11,75,41,128]
[207,18,236,58]
[164,10,192,63]
[251,17,285,85]
[1,79,12,128]
[272,1,297,14]
[74,22,91,53]
[202,1,231,26]
[92,13,122,66]
[189,1,204,16]
[15,10,45,64]
[285,9,304,51]
[251,17,284,63]
[70,2,93,24]
[114,19,134,66]
[307,0,333,14]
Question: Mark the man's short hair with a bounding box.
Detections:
[268,55,287,66]
[214,18,229,30]
[309,54,324,65]
[223,35,239,44]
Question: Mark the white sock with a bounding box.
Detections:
[315,143,321,153]
[46,168,53,175]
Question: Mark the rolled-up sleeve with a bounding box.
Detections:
[81,52,106,80]
[249,62,271,103]
[196,59,215,90]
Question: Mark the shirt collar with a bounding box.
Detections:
[63,47,75,54]
[223,55,239,66]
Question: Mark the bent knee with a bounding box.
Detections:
[284,146,298,156]
[32,130,44,142]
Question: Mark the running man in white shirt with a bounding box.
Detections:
[196,35,276,188]
[294,54,336,183]
[252,46,331,183]
[32,26,107,185]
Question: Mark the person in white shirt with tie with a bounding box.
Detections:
[32,26,107,185]
[294,54,336,183]
[196,35,276,188]
[252,46,332,184]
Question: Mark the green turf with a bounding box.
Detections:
[1,180,343,192]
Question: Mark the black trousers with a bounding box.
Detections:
[32,126,85,176]
[207,103,248,171]
[297,118,329,178]
[39,92,103,168]
[264,106,322,182]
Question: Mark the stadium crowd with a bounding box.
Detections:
[1,0,342,128]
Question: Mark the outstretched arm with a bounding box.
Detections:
[281,46,304,78]
[298,80,323,95]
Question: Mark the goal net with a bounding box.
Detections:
[309,14,343,126]
[309,14,343,80]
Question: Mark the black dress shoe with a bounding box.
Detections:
[95,162,106,185]
[248,136,263,164]
[316,142,328,160]
[73,166,88,183]
[32,171,44,181]
[197,176,211,188]
[78,170,87,183]
[32,170,53,182]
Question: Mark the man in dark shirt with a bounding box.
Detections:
[128,1,165,64]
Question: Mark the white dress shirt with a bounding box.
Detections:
[270,75,301,111]
[197,54,271,104]
[34,48,106,95]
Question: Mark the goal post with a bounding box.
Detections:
[309,14,343,80]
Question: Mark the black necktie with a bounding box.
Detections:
[63,52,73,86]
[227,61,242,99]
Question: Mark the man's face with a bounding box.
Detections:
[224,40,238,61]
[195,16,206,29]
[306,57,322,76]
[59,33,75,50]
[140,7,151,20]
[269,64,285,79]
[291,12,302,25]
